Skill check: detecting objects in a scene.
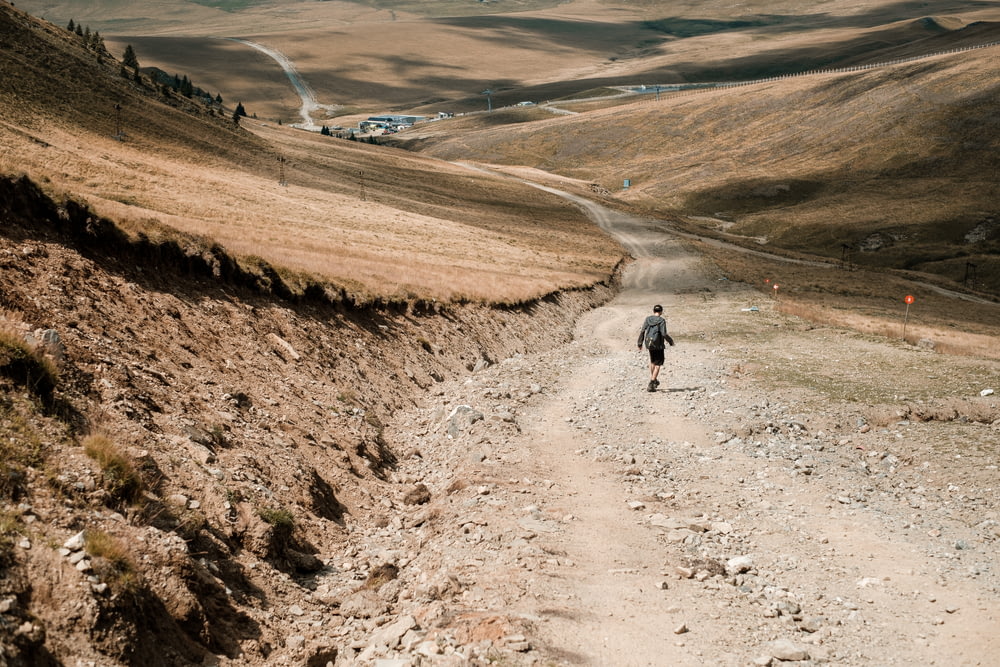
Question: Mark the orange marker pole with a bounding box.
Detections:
[902,295,914,341]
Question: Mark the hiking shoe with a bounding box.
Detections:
[648,381,656,392]
[652,379,660,388]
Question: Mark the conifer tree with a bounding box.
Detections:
[122,44,139,71]
[75,24,83,36]
[66,19,75,32]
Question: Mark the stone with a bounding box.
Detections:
[649,514,687,529]
[415,640,441,656]
[673,623,688,634]
[63,531,86,551]
[285,635,306,650]
[368,615,417,650]
[765,638,810,661]
[268,333,300,362]
[725,555,753,575]
[504,634,531,652]
[799,616,824,633]
[447,405,484,438]
[36,329,65,362]
[339,589,389,619]
[403,483,431,505]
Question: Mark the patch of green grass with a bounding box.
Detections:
[258,506,294,529]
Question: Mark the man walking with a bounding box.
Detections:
[637,304,674,392]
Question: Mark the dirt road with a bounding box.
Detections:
[366,194,999,665]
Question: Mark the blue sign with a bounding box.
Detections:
[623,179,631,189]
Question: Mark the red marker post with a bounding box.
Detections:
[772,283,780,299]
[902,295,914,341]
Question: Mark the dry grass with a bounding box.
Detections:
[408,47,1000,294]
[777,300,1000,359]
[1,119,620,303]
[84,529,142,594]
[693,237,1000,360]
[0,317,59,400]
[82,434,144,506]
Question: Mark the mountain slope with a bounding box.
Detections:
[399,42,1000,293]
[0,3,622,304]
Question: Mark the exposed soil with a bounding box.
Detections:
[1,157,998,667]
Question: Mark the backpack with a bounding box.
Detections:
[644,317,665,349]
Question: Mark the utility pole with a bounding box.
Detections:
[112,103,124,141]
[482,89,493,112]
[277,156,287,186]
[964,261,977,288]
[359,169,366,201]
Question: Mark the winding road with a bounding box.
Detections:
[230,38,329,130]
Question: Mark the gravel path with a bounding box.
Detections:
[310,195,1000,665]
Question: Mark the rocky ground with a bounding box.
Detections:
[292,205,1000,666]
[1,180,998,666]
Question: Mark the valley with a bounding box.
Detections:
[0,1,998,665]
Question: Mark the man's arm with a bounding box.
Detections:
[662,321,674,346]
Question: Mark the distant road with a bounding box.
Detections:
[228,38,323,129]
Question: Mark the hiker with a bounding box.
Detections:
[636,304,674,392]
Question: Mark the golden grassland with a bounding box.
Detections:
[5,0,999,320]
[0,2,623,305]
[693,238,1000,360]
[405,46,1000,292]
[75,0,999,123]
[0,118,620,303]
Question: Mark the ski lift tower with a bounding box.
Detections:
[482,89,494,112]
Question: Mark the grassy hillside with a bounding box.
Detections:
[18,0,1000,122]
[398,42,1000,294]
[0,3,622,304]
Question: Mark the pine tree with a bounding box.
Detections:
[215,93,223,105]
[234,102,247,118]
[75,24,83,37]
[66,19,75,32]
[122,44,139,71]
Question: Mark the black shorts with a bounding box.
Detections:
[648,348,665,366]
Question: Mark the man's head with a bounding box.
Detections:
[653,304,662,314]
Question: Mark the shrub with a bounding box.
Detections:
[258,506,294,529]
[0,329,59,399]
[84,529,141,594]
[82,434,143,505]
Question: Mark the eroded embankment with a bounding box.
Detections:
[0,174,620,666]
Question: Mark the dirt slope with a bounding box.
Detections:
[0,175,617,666]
